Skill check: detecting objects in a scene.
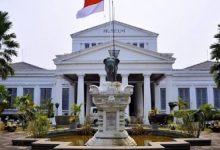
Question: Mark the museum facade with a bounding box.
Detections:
[0,21,219,124]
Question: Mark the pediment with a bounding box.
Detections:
[71,21,158,38]
[54,41,175,65]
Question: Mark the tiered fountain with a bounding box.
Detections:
[86,50,137,146]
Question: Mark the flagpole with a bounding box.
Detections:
[108,0,119,58]
[112,0,116,56]
[109,0,112,44]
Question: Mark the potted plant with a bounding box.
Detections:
[69,103,82,129]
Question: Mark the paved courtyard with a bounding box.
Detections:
[191,131,220,150]
[0,131,30,150]
[0,131,219,150]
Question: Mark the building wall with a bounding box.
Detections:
[155,71,218,113]
[1,22,219,125]
[71,22,158,52]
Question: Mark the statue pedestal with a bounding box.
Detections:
[86,82,137,146]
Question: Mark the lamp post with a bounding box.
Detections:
[55,103,59,129]
[55,103,59,116]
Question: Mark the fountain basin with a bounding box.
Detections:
[12,129,211,150]
[50,134,173,146]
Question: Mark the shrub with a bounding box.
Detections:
[131,117,145,135]
[213,112,220,120]
[28,113,50,138]
[0,121,4,131]
[174,110,197,118]
[0,100,8,115]
[148,114,174,125]
[81,117,93,135]
[199,103,219,121]
[180,113,202,138]
[14,95,37,130]
[40,98,54,118]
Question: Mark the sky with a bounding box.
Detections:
[0,0,220,69]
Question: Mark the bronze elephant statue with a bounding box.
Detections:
[103,57,120,82]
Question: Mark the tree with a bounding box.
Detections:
[0,84,9,114]
[69,103,82,124]
[210,24,220,88]
[40,98,54,118]
[0,11,19,80]
[14,95,36,130]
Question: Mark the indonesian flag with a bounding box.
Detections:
[76,0,104,18]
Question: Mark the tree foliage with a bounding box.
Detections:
[0,84,9,114]
[0,11,19,80]
[28,112,50,138]
[14,95,37,129]
[210,24,220,88]
[40,98,54,118]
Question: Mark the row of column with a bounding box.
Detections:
[55,73,172,124]
[76,73,153,124]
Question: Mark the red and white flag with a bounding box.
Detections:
[76,0,104,18]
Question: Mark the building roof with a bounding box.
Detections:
[11,62,47,71]
[54,40,175,64]
[71,20,159,37]
[184,61,215,71]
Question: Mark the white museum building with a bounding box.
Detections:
[1,21,219,124]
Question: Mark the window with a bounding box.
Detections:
[23,88,34,100]
[139,43,145,48]
[40,88,52,104]
[133,43,137,46]
[7,88,17,108]
[213,88,220,108]
[91,43,96,47]
[62,88,69,111]
[160,88,166,110]
[85,43,90,48]
[196,88,207,108]
[178,88,190,108]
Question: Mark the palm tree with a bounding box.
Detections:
[0,11,19,80]
[210,24,220,88]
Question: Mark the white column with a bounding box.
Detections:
[165,74,173,114]
[143,74,151,124]
[136,82,143,117]
[190,86,197,109]
[34,85,40,105]
[86,83,92,116]
[17,86,23,96]
[99,74,106,84]
[208,85,214,106]
[155,84,160,110]
[122,74,129,116]
[55,75,63,116]
[77,74,85,124]
[69,83,75,115]
[122,74,128,85]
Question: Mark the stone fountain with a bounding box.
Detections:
[86,51,137,146]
